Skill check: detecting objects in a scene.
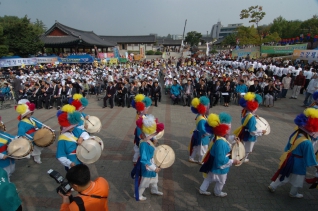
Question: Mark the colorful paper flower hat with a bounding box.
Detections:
[68,94,89,111]
[205,112,232,137]
[190,96,210,115]
[15,100,35,119]
[136,114,164,137]
[131,94,152,113]
[57,104,82,133]
[239,92,262,113]
[294,107,318,134]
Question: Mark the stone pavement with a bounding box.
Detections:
[2,90,318,211]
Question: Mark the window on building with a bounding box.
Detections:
[122,44,125,50]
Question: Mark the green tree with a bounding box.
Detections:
[0,25,9,56]
[270,16,302,39]
[240,5,266,44]
[167,34,172,39]
[0,15,44,56]
[300,16,318,38]
[263,32,281,43]
[33,18,47,35]
[236,26,259,45]
[184,31,202,47]
[222,33,237,46]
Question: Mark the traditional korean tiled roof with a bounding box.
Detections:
[156,39,182,46]
[40,22,114,47]
[99,35,156,45]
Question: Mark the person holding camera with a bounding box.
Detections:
[58,164,109,211]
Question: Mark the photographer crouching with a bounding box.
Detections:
[58,164,109,211]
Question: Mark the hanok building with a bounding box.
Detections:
[99,35,156,52]
[40,21,114,54]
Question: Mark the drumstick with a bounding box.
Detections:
[86,119,95,126]
[255,116,267,126]
[80,144,90,153]
[159,150,170,168]
[8,147,21,156]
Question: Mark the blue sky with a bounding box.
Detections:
[0,0,317,36]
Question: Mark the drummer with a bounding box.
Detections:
[69,94,89,131]
[132,114,164,201]
[189,96,212,164]
[199,112,241,197]
[268,108,318,198]
[0,116,16,182]
[234,92,266,162]
[56,105,90,170]
[15,100,46,164]
[131,94,152,164]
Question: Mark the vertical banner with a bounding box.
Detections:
[125,52,128,59]
[113,46,120,59]
[139,44,145,58]
[206,43,209,56]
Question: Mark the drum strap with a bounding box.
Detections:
[21,118,36,127]
[233,113,253,137]
[271,133,308,182]
[26,128,36,135]
[0,144,8,153]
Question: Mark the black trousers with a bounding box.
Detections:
[153,94,161,106]
[38,96,50,108]
[50,97,61,107]
[116,94,125,107]
[103,95,113,107]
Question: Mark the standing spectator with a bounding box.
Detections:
[152,81,161,107]
[11,75,23,102]
[103,82,116,109]
[290,71,305,99]
[281,73,291,98]
[303,74,318,107]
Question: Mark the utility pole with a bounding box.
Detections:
[180,19,187,53]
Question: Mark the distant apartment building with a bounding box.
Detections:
[211,22,243,39]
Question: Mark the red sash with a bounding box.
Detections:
[26,128,36,135]
[0,145,8,153]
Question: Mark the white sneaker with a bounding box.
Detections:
[151,191,163,196]
[268,186,275,193]
[289,193,303,198]
[199,189,211,195]
[188,157,198,163]
[33,158,42,164]
[139,196,147,201]
[214,192,227,197]
[244,158,249,163]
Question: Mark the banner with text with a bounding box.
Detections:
[293,49,318,61]
[0,58,37,67]
[36,57,58,64]
[232,47,260,59]
[261,43,307,54]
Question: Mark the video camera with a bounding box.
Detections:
[47,169,72,195]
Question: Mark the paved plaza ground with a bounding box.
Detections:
[2,89,318,211]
